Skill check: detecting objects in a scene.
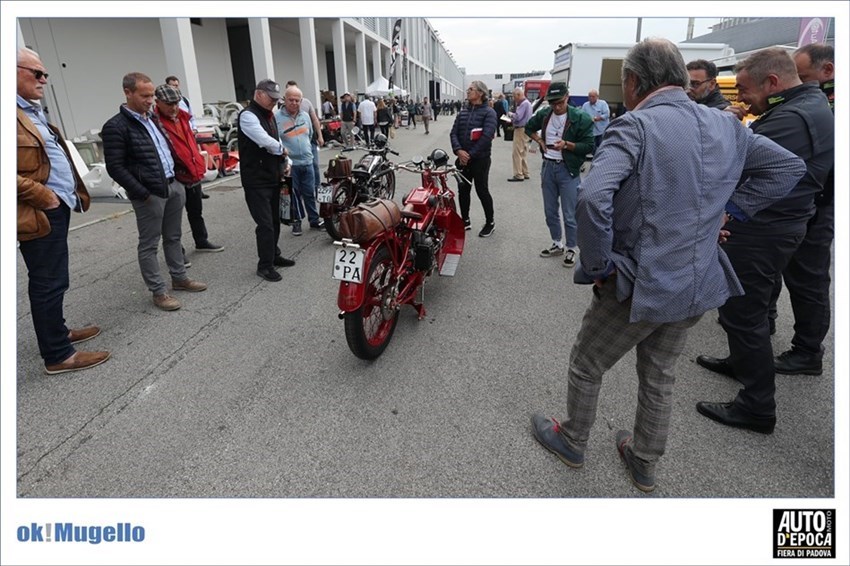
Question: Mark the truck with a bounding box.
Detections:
[550,42,736,110]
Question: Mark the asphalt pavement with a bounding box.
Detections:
[16,115,835,502]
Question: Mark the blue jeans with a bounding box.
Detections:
[290,163,318,225]
[18,203,75,364]
[541,159,580,248]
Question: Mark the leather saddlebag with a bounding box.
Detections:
[338,198,401,243]
[326,156,352,179]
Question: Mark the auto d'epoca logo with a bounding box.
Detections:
[774,509,835,559]
[17,522,145,544]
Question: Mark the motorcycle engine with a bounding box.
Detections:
[412,230,437,272]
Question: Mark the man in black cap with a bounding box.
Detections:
[237,79,295,282]
[524,81,594,267]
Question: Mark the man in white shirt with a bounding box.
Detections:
[357,95,377,146]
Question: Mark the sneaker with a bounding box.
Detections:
[530,414,585,468]
[507,177,524,182]
[153,293,181,311]
[44,350,111,375]
[196,241,224,252]
[463,219,471,231]
[478,223,495,238]
[257,268,282,282]
[540,244,564,257]
[184,259,192,269]
[201,190,210,199]
[615,430,656,493]
[172,278,208,292]
[68,326,101,345]
[310,219,325,229]
[274,256,296,268]
[292,221,303,236]
[563,249,576,268]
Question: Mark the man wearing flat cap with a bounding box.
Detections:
[237,79,295,282]
[153,84,224,261]
[340,92,357,147]
[103,72,208,312]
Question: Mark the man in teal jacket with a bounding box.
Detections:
[525,83,594,267]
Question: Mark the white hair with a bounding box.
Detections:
[284,85,302,99]
[17,46,40,63]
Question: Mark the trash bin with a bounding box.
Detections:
[503,123,514,141]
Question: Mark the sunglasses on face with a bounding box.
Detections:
[18,65,49,80]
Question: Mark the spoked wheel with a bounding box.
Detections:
[376,170,396,200]
[344,245,399,360]
[325,184,351,241]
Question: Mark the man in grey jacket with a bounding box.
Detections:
[530,39,805,493]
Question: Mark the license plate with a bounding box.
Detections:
[332,247,365,283]
[317,184,333,203]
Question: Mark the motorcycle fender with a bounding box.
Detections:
[437,207,466,257]
[337,244,381,312]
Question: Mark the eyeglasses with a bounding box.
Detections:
[550,98,568,107]
[689,79,711,88]
[18,65,49,80]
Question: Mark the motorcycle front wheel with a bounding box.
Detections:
[376,170,396,200]
[344,245,399,360]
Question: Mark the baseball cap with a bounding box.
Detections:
[256,79,282,99]
[545,82,569,102]
[155,84,182,104]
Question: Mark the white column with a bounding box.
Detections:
[355,31,367,95]
[332,19,348,96]
[159,18,203,120]
[371,41,382,81]
[17,19,25,49]
[248,18,274,83]
[298,18,321,106]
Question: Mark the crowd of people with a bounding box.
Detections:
[17,38,835,493]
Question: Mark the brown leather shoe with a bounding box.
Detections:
[172,278,208,292]
[45,350,111,375]
[153,293,181,311]
[68,326,100,345]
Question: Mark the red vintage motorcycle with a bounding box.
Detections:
[331,149,468,360]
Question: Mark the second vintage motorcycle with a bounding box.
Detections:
[318,129,398,240]
[330,149,468,360]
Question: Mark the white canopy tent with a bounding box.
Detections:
[364,76,407,98]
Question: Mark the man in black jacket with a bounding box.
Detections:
[696,48,834,434]
[237,79,296,282]
[686,59,730,109]
[450,80,498,237]
[103,72,207,311]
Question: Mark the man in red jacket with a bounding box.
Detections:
[153,84,224,259]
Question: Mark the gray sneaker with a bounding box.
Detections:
[540,244,564,258]
[292,221,303,236]
[615,430,655,493]
[563,249,577,268]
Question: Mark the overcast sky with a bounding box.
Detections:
[430,18,723,74]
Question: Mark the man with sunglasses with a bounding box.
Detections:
[686,59,731,110]
[17,47,111,374]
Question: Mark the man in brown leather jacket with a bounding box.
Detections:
[17,47,110,375]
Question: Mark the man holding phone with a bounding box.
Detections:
[524,82,594,267]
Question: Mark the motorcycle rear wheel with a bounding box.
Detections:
[325,185,350,241]
[344,245,399,360]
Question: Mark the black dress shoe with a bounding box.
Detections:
[507,177,524,182]
[257,268,282,282]
[774,348,823,376]
[273,256,296,267]
[696,401,775,434]
[696,355,736,379]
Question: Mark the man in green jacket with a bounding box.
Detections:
[525,82,594,267]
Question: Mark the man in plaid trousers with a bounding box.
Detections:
[530,39,806,493]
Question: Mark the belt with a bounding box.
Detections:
[543,157,563,163]
[167,177,176,184]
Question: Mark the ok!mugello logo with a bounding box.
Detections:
[16,522,145,544]
[773,509,835,559]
